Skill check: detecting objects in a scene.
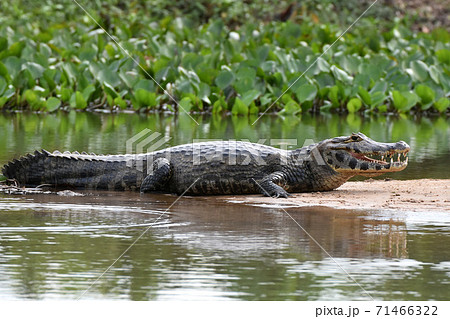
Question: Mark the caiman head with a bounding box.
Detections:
[317,132,410,177]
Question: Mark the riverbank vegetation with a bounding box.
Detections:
[0,0,448,114]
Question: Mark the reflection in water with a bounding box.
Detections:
[0,191,449,300]
[0,112,449,179]
[365,223,408,259]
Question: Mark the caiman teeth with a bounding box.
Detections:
[351,152,388,164]
[350,150,409,165]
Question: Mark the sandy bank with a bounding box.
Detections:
[227,179,450,212]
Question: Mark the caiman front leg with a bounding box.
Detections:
[257,172,291,198]
[140,158,172,193]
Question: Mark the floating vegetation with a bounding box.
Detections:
[0,0,448,114]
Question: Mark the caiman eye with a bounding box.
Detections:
[348,134,363,142]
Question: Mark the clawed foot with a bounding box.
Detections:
[262,189,291,198]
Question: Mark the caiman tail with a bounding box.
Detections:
[1,150,143,191]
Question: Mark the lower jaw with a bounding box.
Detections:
[335,166,408,175]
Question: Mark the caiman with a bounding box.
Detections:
[1,132,409,198]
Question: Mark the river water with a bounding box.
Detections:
[0,112,449,300]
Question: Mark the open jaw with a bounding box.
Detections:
[350,150,409,172]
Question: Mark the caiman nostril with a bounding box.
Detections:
[398,141,410,149]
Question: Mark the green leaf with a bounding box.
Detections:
[240,89,260,106]
[39,43,52,58]
[183,93,203,110]
[391,91,407,110]
[0,37,7,52]
[60,87,72,103]
[429,65,441,84]
[75,91,87,109]
[133,79,155,91]
[8,41,25,57]
[370,80,388,94]
[295,83,317,103]
[0,97,7,109]
[358,87,371,106]
[249,102,259,114]
[410,60,429,82]
[45,97,61,112]
[82,85,96,102]
[316,57,330,72]
[359,63,382,82]
[179,97,193,112]
[0,62,9,81]
[280,100,301,115]
[3,56,21,79]
[435,49,450,65]
[330,65,353,84]
[106,94,113,107]
[134,88,157,109]
[103,82,118,99]
[377,104,387,113]
[105,44,116,57]
[370,91,386,108]
[434,97,449,113]
[13,69,34,90]
[353,74,370,90]
[23,62,45,79]
[96,68,121,87]
[340,55,361,74]
[347,98,362,113]
[23,89,38,105]
[315,73,334,89]
[414,84,435,109]
[208,19,225,37]
[198,82,211,104]
[236,67,256,80]
[114,96,127,109]
[391,90,419,112]
[212,97,226,113]
[0,77,6,96]
[234,76,255,95]
[256,46,270,63]
[215,70,235,89]
[402,92,420,110]
[42,69,56,91]
[328,86,340,107]
[119,70,139,89]
[61,62,78,85]
[260,93,273,106]
[231,98,248,115]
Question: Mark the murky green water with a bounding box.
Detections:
[0,112,449,300]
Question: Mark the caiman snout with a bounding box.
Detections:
[383,140,410,153]
[396,141,410,151]
[321,133,411,175]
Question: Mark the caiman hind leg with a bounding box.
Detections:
[140,158,172,193]
[256,172,291,198]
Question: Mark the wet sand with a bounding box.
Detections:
[227,179,450,212]
[2,179,449,212]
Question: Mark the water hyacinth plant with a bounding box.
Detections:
[0,0,448,114]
